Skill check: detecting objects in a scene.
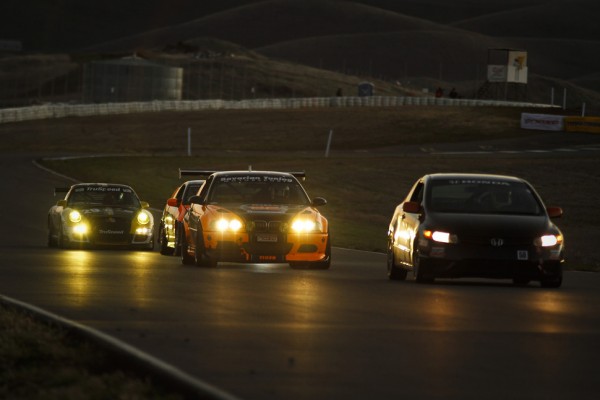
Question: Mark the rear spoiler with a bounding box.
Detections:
[54,187,71,196]
[179,169,217,179]
[179,168,306,180]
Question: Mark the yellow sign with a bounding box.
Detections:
[564,116,600,134]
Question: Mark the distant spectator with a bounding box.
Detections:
[435,87,444,98]
[449,88,458,98]
[336,88,343,97]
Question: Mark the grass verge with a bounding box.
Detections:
[0,302,183,400]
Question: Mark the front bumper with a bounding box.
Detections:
[420,242,564,279]
[64,225,153,247]
[203,231,329,263]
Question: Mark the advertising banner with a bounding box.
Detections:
[521,113,564,131]
[564,116,600,134]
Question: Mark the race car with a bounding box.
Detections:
[179,169,330,269]
[48,183,154,250]
[387,173,565,287]
[158,179,205,255]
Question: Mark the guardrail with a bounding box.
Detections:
[0,96,558,124]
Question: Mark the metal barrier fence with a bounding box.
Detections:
[0,96,557,124]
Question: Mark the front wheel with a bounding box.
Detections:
[387,239,407,281]
[159,224,174,255]
[194,237,217,268]
[180,229,194,265]
[413,248,434,283]
[57,223,70,249]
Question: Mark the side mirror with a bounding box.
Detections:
[547,206,563,218]
[402,201,422,214]
[56,199,67,207]
[140,201,150,209]
[167,198,180,207]
[311,197,327,207]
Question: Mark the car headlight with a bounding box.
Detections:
[69,210,82,223]
[424,230,458,244]
[137,211,151,225]
[214,218,243,232]
[534,234,563,247]
[290,218,322,233]
[73,222,88,235]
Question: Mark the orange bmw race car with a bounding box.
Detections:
[180,169,331,269]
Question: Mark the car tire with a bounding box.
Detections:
[57,223,70,249]
[540,274,562,288]
[194,228,217,267]
[180,231,194,265]
[387,239,407,280]
[47,218,57,247]
[413,248,434,283]
[174,223,182,256]
[159,225,174,256]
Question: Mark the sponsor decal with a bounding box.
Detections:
[219,176,294,183]
[490,238,504,247]
[99,229,124,235]
[430,247,445,257]
[242,204,287,213]
[517,250,529,260]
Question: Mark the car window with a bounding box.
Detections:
[68,186,140,208]
[427,179,542,215]
[182,183,204,204]
[208,175,309,205]
[409,181,424,203]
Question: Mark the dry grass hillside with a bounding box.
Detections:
[1,0,600,109]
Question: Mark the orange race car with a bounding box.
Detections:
[179,169,330,269]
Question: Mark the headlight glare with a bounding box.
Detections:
[535,234,563,247]
[291,219,318,233]
[137,211,150,225]
[69,210,82,223]
[215,218,243,232]
[425,230,458,244]
[73,223,88,235]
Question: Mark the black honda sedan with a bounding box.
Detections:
[387,173,564,287]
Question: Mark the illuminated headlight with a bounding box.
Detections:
[215,218,243,232]
[291,219,321,233]
[137,211,151,225]
[69,210,82,223]
[72,223,88,235]
[136,227,151,235]
[535,234,563,247]
[424,230,458,244]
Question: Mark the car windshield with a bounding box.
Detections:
[426,178,542,215]
[67,186,140,208]
[208,175,310,205]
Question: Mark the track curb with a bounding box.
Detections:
[0,295,241,400]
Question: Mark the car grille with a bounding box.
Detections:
[90,216,130,244]
[252,220,284,232]
[460,235,532,247]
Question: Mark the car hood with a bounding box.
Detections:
[67,206,138,218]
[426,212,555,236]
[213,203,315,221]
